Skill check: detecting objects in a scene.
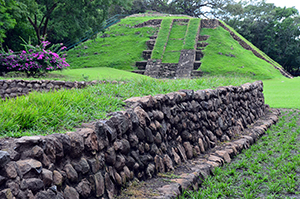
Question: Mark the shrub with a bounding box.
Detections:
[0,40,69,77]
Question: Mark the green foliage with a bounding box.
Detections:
[199,26,283,79]
[180,110,300,198]
[2,0,37,51]
[152,18,173,60]
[0,40,69,77]
[0,74,253,137]
[3,0,131,49]
[224,1,300,74]
[0,0,17,44]
[183,18,200,49]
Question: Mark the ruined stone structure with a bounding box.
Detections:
[0,79,90,100]
[133,19,213,78]
[133,18,292,79]
[0,81,278,198]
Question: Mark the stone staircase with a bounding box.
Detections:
[132,35,158,75]
[133,19,206,78]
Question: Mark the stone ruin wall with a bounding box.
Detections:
[0,79,120,101]
[0,81,270,199]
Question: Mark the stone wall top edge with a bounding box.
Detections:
[124,81,262,108]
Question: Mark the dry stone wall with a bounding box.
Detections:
[0,79,89,100]
[0,81,268,199]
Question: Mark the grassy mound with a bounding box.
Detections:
[66,16,190,70]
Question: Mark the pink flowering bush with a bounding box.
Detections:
[0,40,69,77]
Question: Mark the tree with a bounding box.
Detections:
[2,0,131,49]
[119,0,239,18]
[2,0,37,51]
[0,0,17,45]
[26,0,131,44]
[225,1,300,74]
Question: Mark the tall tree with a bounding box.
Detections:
[0,0,17,45]
[2,0,37,50]
[27,0,131,44]
[225,1,300,74]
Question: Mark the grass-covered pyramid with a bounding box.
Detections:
[66,13,292,80]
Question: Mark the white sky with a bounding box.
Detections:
[265,0,300,12]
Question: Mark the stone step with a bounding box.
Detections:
[135,61,148,70]
[149,35,157,39]
[191,70,203,77]
[198,35,210,41]
[143,50,152,60]
[197,42,209,48]
[194,61,202,70]
[132,70,145,75]
[146,39,156,50]
[195,51,204,61]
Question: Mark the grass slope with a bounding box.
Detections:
[152,19,173,60]
[163,20,188,63]
[183,18,201,50]
[199,27,283,80]
[66,16,190,70]
[219,21,284,71]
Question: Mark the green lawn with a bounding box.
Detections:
[50,67,149,81]
[0,67,149,82]
[263,77,300,109]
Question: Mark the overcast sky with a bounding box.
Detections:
[265,0,300,12]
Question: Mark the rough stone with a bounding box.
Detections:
[64,185,79,199]
[94,172,105,197]
[177,144,187,162]
[66,132,84,158]
[53,170,63,186]
[172,148,181,165]
[87,158,100,173]
[146,163,155,178]
[183,142,193,159]
[64,163,78,182]
[42,169,53,187]
[154,155,165,173]
[0,189,13,199]
[25,178,44,193]
[115,155,126,172]
[0,151,10,166]
[31,146,44,158]
[77,128,99,152]
[163,154,174,171]
[6,180,19,196]
[34,189,56,199]
[105,172,116,199]
[76,178,91,198]
[5,162,17,179]
[105,147,116,165]
[129,133,139,147]
[16,159,42,177]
